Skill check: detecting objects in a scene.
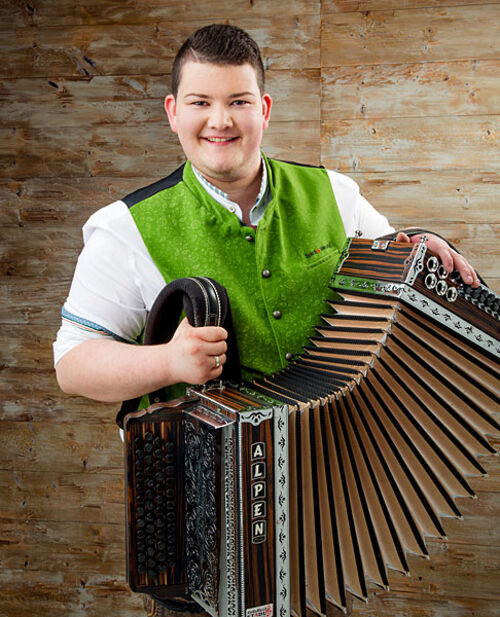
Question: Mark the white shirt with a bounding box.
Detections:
[53,167,393,365]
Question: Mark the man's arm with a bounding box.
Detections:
[55,317,228,402]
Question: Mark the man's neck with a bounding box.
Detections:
[224,172,262,222]
[197,161,264,225]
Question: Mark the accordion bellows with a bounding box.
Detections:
[124,238,499,617]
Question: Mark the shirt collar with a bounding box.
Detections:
[192,158,269,225]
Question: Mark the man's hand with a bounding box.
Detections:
[166,317,228,385]
[396,232,480,287]
[55,317,228,403]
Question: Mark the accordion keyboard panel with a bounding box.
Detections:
[125,411,190,600]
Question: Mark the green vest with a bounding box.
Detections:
[127,156,346,387]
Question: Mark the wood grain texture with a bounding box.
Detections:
[322,0,500,13]
[2,0,320,27]
[321,115,499,172]
[0,569,144,616]
[321,5,500,66]
[0,15,320,79]
[322,60,499,120]
[1,1,498,615]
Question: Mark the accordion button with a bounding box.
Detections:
[262,269,271,278]
[273,310,282,319]
[245,234,254,242]
[285,352,293,361]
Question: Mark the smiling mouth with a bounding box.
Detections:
[202,136,238,143]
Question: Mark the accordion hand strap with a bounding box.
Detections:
[116,276,241,428]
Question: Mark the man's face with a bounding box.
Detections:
[165,61,272,186]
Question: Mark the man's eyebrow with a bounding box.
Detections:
[229,91,256,98]
[183,91,256,99]
[184,93,210,99]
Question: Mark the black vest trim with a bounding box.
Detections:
[122,164,185,208]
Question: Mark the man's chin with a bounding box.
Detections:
[200,166,239,183]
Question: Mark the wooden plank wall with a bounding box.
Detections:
[0,1,498,616]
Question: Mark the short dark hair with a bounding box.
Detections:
[171,24,265,97]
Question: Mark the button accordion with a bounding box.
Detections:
[123,237,499,617]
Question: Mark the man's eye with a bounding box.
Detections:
[191,101,208,106]
[232,100,249,106]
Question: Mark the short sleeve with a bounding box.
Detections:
[326,169,394,238]
[53,201,165,365]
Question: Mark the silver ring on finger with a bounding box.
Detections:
[214,355,220,369]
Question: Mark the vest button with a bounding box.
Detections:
[273,310,282,319]
[262,269,271,278]
[285,352,293,361]
[245,234,254,242]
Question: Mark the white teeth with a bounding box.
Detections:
[205,137,234,142]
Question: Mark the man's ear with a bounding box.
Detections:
[261,93,272,130]
[164,94,178,133]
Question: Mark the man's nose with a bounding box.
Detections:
[207,104,232,129]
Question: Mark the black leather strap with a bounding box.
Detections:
[116,277,241,428]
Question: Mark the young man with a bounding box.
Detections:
[54,24,478,617]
